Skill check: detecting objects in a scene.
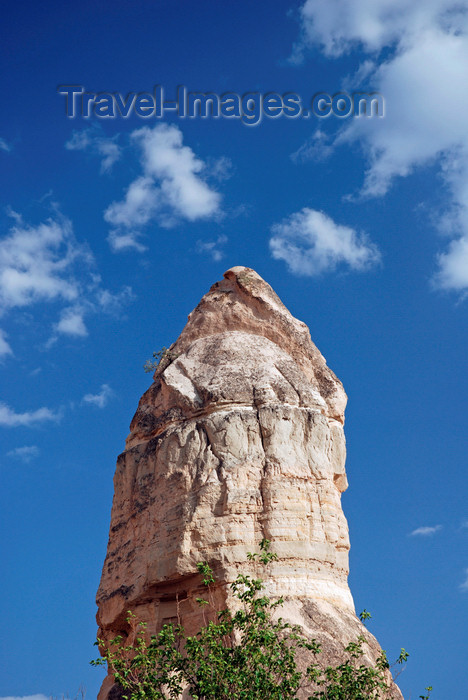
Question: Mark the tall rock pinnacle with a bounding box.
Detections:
[96,266,402,699]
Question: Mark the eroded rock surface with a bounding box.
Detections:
[96,266,402,699]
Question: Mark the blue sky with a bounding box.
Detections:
[1,1,467,698]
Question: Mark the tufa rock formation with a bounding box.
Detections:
[96,266,402,699]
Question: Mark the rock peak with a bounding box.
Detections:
[170,266,346,423]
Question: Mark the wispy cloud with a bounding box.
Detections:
[107,229,147,253]
[409,525,443,537]
[270,208,380,276]
[0,137,12,153]
[105,124,223,251]
[6,445,40,462]
[0,403,60,428]
[205,156,233,182]
[460,568,468,592]
[5,207,24,225]
[96,286,134,314]
[65,128,121,173]
[82,383,114,409]
[291,0,468,294]
[291,129,333,164]
[0,328,13,358]
[196,235,228,262]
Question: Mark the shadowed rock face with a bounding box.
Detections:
[96,266,402,699]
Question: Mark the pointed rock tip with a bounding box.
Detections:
[169,265,347,421]
[222,266,289,313]
[223,265,262,282]
[224,265,254,276]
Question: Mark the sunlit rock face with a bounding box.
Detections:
[96,266,402,700]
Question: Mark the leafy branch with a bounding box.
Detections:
[93,540,430,699]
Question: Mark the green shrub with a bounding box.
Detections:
[92,540,430,700]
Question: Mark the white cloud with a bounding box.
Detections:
[96,139,121,173]
[293,0,468,292]
[270,208,380,276]
[0,214,133,344]
[105,176,160,229]
[6,445,40,462]
[0,403,60,427]
[0,217,85,310]
[65,128,121,173]
[107,229,147,253]
[409,525,443,537]
[82,383,113,409]
[105,124,222,251]
[134,124,222,219]
[0,137,12,153]
[0,696,49,700]
[196,235,228,262]
[0,328,13,358]
[460,568,468,592]
[337,29,468,198]
[435,229,468,293]
[292,0,466,59]
[55,307,88,337]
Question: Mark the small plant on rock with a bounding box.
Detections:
[143,347,179,374]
